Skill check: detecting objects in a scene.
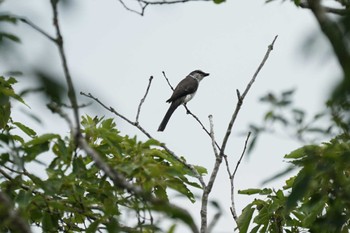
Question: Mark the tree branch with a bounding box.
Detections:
[80,91,206,188]
[17,17,56,42]
[0,191,32,233]
[306,0,350,78]
[200,35,278,233]
[136,76,153,123]
[299,1,350,16]
[229,132,251,222]
[50,0,81,137]
[116,0,210,16]
[78,137,199,233]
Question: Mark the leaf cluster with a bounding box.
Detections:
[238,90,350,232]
[0,77,204,232]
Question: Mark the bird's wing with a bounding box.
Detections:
[166,76,198,103]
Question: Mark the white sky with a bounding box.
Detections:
[1,0,341,232]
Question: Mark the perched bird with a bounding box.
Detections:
[158,70,209,131]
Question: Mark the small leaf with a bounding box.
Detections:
[13,121,37,137]
[284,145,320,159]
[213,0,225,3]
[0,32,20,43]
[238,188,262,195]
[24,133,59,146]
[87,221,100,233]
[237,203,255,233]
[0,14,18,24]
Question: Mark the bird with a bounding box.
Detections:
[158,70,209,131]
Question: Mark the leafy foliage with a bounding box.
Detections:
[239,88,350,232]
[238,134,350,232]
[0,77,203,232]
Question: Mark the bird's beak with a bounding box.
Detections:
[204,72,210,77]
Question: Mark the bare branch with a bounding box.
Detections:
[200,36,278,233]
[80,91,206,188]
[220,35,278,157]
[162,71,175,91]
[208,115,219,158]
[207,211,221,233]
[229,132,251,222]
[116,0,210,16]
[136,76,153,123]
[18,17,56,42]
[0,191,32,233]
[50,0,81,137]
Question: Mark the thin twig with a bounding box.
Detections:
[162,71,175,91]
[136,76,153,123]
[229,132,251,222]
[116,0,210,15]
[200,36,278,233]
[208,115,219,158]
[50,0,81,137]
[220,35,278,157]
[207,212,221,233]
[18,17,56,42]
[80,91,206,188]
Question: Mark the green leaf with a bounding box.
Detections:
[167,179,195,203]
[167,224,177,233]
[154,185,169,201]
[286,169,311,211]
[13,121,37,137]
[106,218,119,233]
[237,203,255,233]
[238,188,262,195]
[0,14,18,24]
[87,220,100,233]
[24,133,59,146]
[194,165,207,175]
[0,32,20,43]
[213,0,225,3]
[284,145,320,159]
[42,212,58,232]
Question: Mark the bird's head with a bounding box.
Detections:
[189,70,210,81]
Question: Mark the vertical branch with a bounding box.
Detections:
[229,132,251,222]
[50,0,81,135]
[200,36,278,233]
[136,76,153,123]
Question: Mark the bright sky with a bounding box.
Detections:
[1,0,341,232]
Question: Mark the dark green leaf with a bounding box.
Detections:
[0,32,20,43]
[213,0,225,3]
[13,121,37,137]
[237,203,255,233]
[0,14,18,24]
[87,221,100,233]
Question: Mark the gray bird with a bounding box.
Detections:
[158,70,209,131]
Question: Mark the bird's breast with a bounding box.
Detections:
[183,93,196,104]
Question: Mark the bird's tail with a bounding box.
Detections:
[158,101,180,131]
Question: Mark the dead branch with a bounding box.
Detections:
[200,35,278,233]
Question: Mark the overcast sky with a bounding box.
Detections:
[1,0,341,232]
